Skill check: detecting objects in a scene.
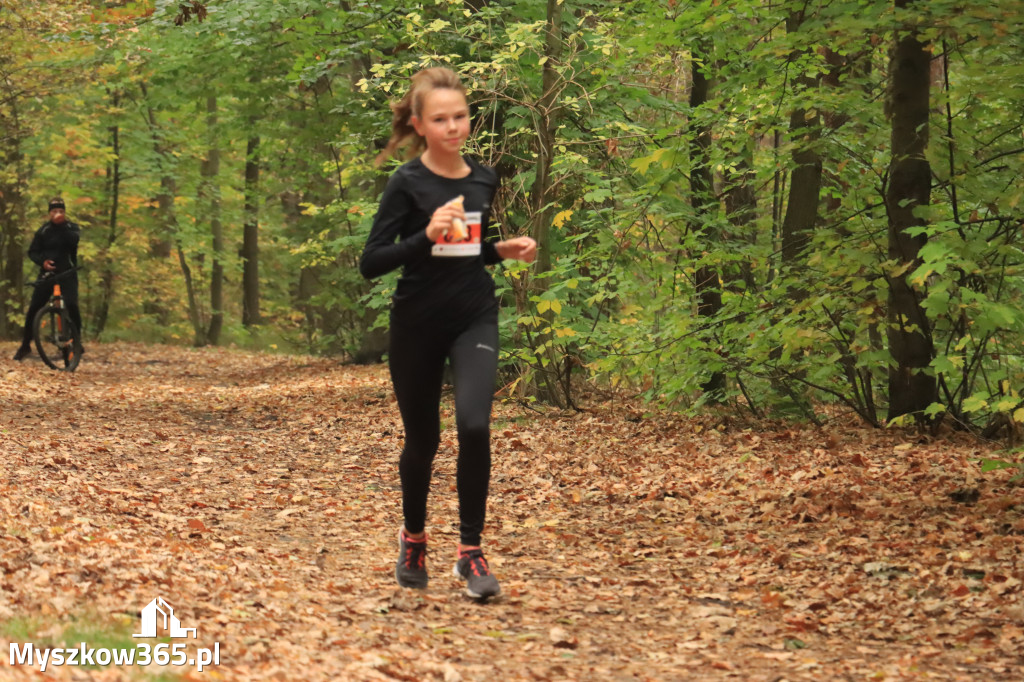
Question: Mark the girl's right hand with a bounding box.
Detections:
[426,201,466,242]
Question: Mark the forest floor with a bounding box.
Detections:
[0,343,1022,682]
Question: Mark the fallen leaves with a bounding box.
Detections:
[0,343,1022,680]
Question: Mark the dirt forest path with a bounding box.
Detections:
[0,344,1021,681]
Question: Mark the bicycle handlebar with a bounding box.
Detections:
[28,265,83,288]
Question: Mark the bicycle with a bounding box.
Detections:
[27,267,82,372]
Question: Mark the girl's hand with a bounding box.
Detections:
[496,236,537,263]
[426,201,467,242]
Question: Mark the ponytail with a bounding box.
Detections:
[376,67,467,166]
[377,97,419,165]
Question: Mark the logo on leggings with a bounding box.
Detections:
[476,343,495,353]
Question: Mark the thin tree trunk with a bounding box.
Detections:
[689,41,725,399]
[143,85,173,261]
[886,0,936,419]
[821,45,866,221]
[723,149,757,293]
[242,134,261,327]
[177,240,204,345]
[143,85,202,331]
[140,84,175,326]
[94,90,121,338]
[353,174,390,362]
[158,167,202,337]
[821,47,879,424]
[202,95,224,344]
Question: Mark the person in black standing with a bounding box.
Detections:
[13,197,83,361]
[360,67,536,599]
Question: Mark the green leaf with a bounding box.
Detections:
[962,395,989,413]
[980,459,1019,472]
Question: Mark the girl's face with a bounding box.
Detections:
[411,88,470,156]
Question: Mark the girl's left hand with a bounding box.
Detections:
[496,236,537,263]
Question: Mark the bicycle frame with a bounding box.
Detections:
[27,266,82,371]
[50,283,66,335]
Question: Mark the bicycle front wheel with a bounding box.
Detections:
[33,306,82,372]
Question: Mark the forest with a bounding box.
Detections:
[2,3,1023,680]
[2,0,1024,430]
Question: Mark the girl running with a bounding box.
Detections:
[360,67,537,599]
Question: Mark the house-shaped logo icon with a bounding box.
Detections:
[133,597,197,639]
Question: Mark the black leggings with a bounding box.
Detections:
[389,312,498,547]
[21,276,82,348]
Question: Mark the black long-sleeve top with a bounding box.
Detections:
[28,220,80,275]
[360,157,504,330]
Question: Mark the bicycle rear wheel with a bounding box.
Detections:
[33,305,82,372]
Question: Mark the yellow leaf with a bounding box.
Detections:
[537,300,550,313]
[552,209,573,228]
[630,148,670,175]
[889,261,913,278]
[550,300,562,314]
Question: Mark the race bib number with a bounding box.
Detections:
[432,211,482,257]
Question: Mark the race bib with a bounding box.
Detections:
[432,211,482,257]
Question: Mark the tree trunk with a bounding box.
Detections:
[526,0,566,407]
[177,240,204,345]
[689,41,725,399]
[822,46,861,229]
[530,0,562,278]
[0,96,27,340]
[886,0,936,420]
[157,167,202,338]
[242,134,261,327]
[141,85,177,325]
[0,149,26,341]
[143,85,174,261]
[779,12,823,286]
[94,90,121,338]
[144,88,203,332]
[202,95,224,345]
[352,173,390,362]
[723,148,757,293]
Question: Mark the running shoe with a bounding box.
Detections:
[453,548,500,599]
[395,529,428,589]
